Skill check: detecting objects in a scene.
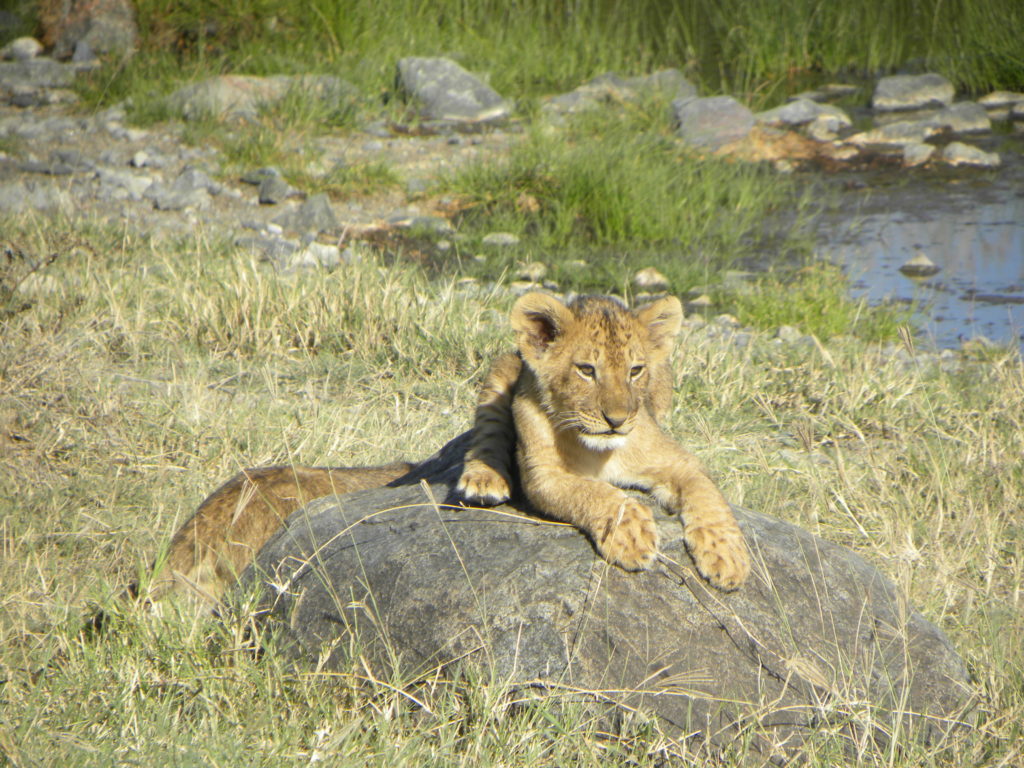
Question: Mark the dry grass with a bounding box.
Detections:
[1,213,1022,765]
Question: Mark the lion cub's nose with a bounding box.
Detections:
[603,411,627,430]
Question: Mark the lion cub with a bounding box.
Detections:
[458,292,749,590]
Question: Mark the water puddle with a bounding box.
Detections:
[816,154,1024,349]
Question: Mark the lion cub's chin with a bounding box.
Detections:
[578,432,629,451]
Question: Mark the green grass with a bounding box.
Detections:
[1,214,1022,765]
[57,0,1024,120]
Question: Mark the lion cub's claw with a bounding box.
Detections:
[596,498,659,571]
[456,461,512,506]
[684,520,750,590]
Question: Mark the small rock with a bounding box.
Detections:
[755,99,851,129]
[902,142,935,167]
[258,175,293,205]
[673,96,755,150]
[789,83,859,102]
[1,37,43,61]
[685,294,713,312]
[899,252,940,278]
[846,120,941,146]
[130,150,149,168]
[281,242,343,271]
[95,167,154,200]
[805,114,844,141]
[872,73,955,111]
[977,91,1024,109]
[775,325,803,343]
[633,267,669,293]
[240,167,281,185]
[543,69,697,115]
[235,235,299,260]
[396,57,510,123]
[941,141,1000,168]
[272,193,338,234]
[517,262,547,282]
[930,102,990,133]
[482,232,521,247]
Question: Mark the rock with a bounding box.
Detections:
[685,293,712,312]
[95,167,154,201]
[775,324,803,343]
[516,261,547,282]
[235,235,300,261]
[396,57,510,123]
[0,37,43,61]
[482,232,521,248]
[130,150,149,168]
[247,432,973,759]
[941,141,1000,168]
[146,167,218,211]
[872,73,954,111]
[42,0,139,60]
[977,91,1024,109]
[714,313,741,327]
[902,142,935,167]
[0,59,76,90]
[632,267,669,293]
[899,252,940,278]
[168,74,356,122]
[930,102,990,133]
[0,179,64,212]
[258,175,294,205]
[279,241,343,271]
[755,98,851,129]
[846,120,941,146]
[240,167,282,185]
[272,193,338,234]
[789,83,859,102]
[672,96,755,150]
[544,69,696,115]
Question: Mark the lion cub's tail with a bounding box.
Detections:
[145,462,414,613]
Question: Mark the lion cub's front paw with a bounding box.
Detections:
[456,460,512,506]
[684,519,750,590]
[595,498,659,571]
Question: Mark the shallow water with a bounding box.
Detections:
[816,156,1024,349]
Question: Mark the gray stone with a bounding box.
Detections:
[44,0,138,59]
[0,37,43,61]
[146,168,217,211]
[672,96,755,150]
[247,432,973,759]
[258,175,294,205]
[930,102,990,133]
[482,232,521,247]
[775,324,803,343]
[272,193,338,234]
[235,236,300,260]
[978,90,1024,109]
[790,83,859,102]
[544,69,697,115]
[240,167,281,185]
[0,59,76,90]
[847,120,941,146]
[941,141,1000,168]
[396,57,510,123]
[899,252,940,277]
[902,142,936,167]
[95,167,154,200]
[873,73,955,111]
[755,98,851,129]
[279,242,343,271]
[0,179,63,212]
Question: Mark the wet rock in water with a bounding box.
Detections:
[672,95,755,150]
[903,142,936,167]
[899,252,940,278]
[847,120,941,146]
[272,193,338,234]
[43,0,139,59]
[247,432,974,759]
[755,98,851,129]
[482,232,521,248]
[872,73,955,111]
[931,102,990,133]
[396,57,510,123]
[633,266,669,293]
[0,37,43,61]
[941,141,1000,168]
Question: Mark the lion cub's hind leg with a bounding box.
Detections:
[457,352,521,506]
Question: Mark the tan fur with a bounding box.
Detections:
[457,293,749,589]
[149,462,413,610]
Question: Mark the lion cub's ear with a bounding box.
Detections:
[511,292,575,359]
[636,296,683,359]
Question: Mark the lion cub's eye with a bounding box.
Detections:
[575,363,596,379]
[630,365,645,379]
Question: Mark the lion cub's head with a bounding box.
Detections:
[512,292,683,451]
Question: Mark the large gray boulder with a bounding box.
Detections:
[395,57,510,123]
[247,432,973,758]
[672,95,755,150]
